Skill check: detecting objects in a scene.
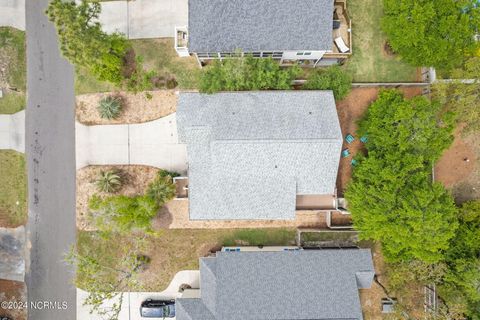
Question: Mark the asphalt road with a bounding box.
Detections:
[25,0,77,319]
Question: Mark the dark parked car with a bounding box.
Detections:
[140,299,175,318]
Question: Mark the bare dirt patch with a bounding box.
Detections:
[154,200,334,229]
[335,87,424,195]
[435,127,476,187]
[76,165,159,230]
[75,90,177,125]
[382,41,395,58]
[436,127,480,203]
[0,279,26,320]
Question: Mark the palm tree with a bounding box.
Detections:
[146,175,176,206]
[96,170,122,193]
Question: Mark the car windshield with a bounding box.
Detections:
[141,306,168,317]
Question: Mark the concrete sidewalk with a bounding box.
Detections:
[0,0,25,30]
[77,270,199,320]
[98,0,188,39]
[76,113,188,173]
[0,110,25,153]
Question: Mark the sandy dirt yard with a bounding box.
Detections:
[152,200,352,229]
[435,126,479,203]
[359,244,429,319]
[0,279,27,320]
[76,90,177,125]
[335,86,424,195]
[76,165,159,230]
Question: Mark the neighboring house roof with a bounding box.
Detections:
[188,0,334,52]
[176,91,343,220]
[176,249,375,320]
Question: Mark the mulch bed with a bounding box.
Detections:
[75,90,177,125]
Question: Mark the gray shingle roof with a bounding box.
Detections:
[176,249,375,320]
[188,0,334,52]
[177,91,343,220]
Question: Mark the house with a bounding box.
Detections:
[176,248,375,320]
[176,91,343,220]
[175,0,352,66]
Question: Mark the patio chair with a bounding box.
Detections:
[334,37,350,53]
[341,148,350,158]
[360,135,368,143]
[345,133,355,144]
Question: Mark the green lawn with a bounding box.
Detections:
[0,150,27,227]
[343,0,419,82]
[131,38,201,89]
[75,66,116,95]
[0,92,26,114]
[77,228,296,291]
[0,27,26,113]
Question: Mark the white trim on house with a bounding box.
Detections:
[192,50,329,67]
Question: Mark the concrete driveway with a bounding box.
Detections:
[76,113,188,173]
[98,0,188,39]
[77,270,199,320]
[0,110,25,153]
[0,0,25,30]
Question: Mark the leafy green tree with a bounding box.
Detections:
[146,171,176,206]
[89,195,158,234]
[46,0,129,84]
[382,0,480,69]
[67,234,149,320]
[95,170,122,193]
[199,56,301,93]
[345,90,458,263]
[303,65,352,100]
[433,57,480,134]
[358,90,455,161]
[440,201,480,319]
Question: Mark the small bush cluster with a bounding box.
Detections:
[97,96,122,119]
[199,56,301,93]
[89,169,179,234]
[303,65,352,100]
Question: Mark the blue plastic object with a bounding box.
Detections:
[351,159,358,166]
[360,135,368,143]
[345,134,355,144]
[341,148,350,158]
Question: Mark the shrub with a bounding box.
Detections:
[95,170,122,193]
[303,66,352,100]
[199,56,301,93]
[98,96,122,119]
[89,195,159,234]
[146,171,176,206]
[124,55,158,93]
